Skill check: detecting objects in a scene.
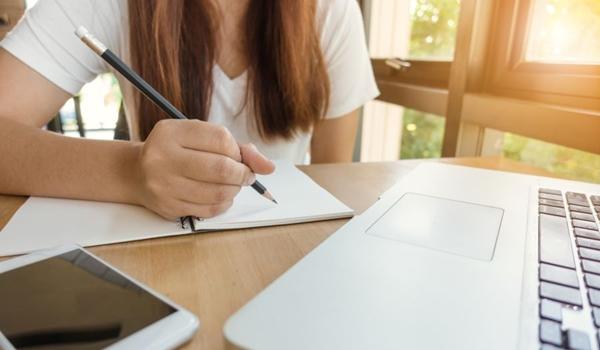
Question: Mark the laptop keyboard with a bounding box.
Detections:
[538,188,600,350]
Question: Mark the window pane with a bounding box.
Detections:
[526,0,600,64]
[367,0,460,60]
[408,0,460,60]
[58,74,122,140]
[503,133,600,183]
[360,101,444,161]
[400,108,444,159]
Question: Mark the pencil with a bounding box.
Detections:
[75,26,278,206]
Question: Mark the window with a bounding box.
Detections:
[400,108,444,159]
[474,0,600,181]
[368,0,459,90]
[59,74,122,140]
[502,133,600,183]
[407,0,460,60]
[362,0,600,183]
[485,0,600,108]
[361,0,458,161]
[526,0,600,64]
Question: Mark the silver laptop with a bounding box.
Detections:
[224,163,600,350]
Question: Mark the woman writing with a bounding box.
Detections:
[0,0,378,219]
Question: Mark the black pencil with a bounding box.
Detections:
[75,26,278,207]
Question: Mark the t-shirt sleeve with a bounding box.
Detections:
[0,0,122,95]
[320,0,379,119]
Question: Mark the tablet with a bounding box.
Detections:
[0,245,199,350]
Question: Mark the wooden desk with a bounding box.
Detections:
[0,157,559,349]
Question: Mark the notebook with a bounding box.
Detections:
[0,161,353,256]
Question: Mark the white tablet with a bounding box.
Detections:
[0,244,199,350]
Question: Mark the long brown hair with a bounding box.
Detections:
[128,0,330,141]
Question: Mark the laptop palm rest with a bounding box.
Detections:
[366,193,504,261]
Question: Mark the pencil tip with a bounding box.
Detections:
[262,191,278,204]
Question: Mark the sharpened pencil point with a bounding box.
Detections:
[262,190,278,204]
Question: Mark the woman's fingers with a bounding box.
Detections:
[177,148,256,185]
[178,199,234,219]
[158,199,234,221]
[240,143,275,175]
[136,120,275,220]
[171,177,241,205]
[177,120,242,161]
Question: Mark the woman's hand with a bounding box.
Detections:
[134,119,275,220]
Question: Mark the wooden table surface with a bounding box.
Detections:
[0,156,563,349]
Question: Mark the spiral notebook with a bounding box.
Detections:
[0,161,353,256]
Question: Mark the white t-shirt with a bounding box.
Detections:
[1,0,379,164]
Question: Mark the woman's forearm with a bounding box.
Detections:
[0,117,142,204]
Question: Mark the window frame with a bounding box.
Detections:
[483,0,600,110]
[361,0,600,159]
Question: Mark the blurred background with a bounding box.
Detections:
[361,0,600,182]
[8,0,600,183]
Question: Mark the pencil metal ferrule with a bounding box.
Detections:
[75,26,107,56]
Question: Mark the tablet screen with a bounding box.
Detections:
[0,249,176,349]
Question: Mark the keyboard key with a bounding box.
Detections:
[574,228,600,241]
[540,299,563,322]
[566,329,591,350]
[541,344,564,350]
[589,289,600,307]
[540,319,563,346]
[540,344,565,350]
[580,248,600,263]
[572,220,599,231]
[540,263,579,288]
[541,188,562,196]
[540,344,564,350]
[595,206,600,213]
[582,260,600,275]
[566,192,589,206]
[591,196,600,206]
[540,193,564,202]
[570,212,596,222]
[576,238,600,250]
[540,199,566,208]
[593,308,600,327]
[540,282,582,307]
[570,205,593,214]
[540,205,567,218]
[539,214,575,269]
[585,273,600,290]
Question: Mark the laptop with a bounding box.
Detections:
[224,162,600,349]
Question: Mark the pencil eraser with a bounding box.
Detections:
[75,26,88,39]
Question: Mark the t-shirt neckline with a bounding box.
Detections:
[214,64,248,85]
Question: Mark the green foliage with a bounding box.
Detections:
[409,0,460,59]
[400,109,445,159]
[503,134,600,183]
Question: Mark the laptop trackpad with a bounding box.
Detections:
[366,193,504,261]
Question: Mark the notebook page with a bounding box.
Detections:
[0,161,352,256]
[0,198,187,256]
[193,162,354,230]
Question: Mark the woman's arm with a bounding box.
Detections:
[0,49,141,203]
[0,49,274,219]
[310,109,359,163]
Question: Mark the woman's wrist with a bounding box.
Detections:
[120,141,145,206]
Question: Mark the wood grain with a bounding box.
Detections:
[0,157,558,349]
